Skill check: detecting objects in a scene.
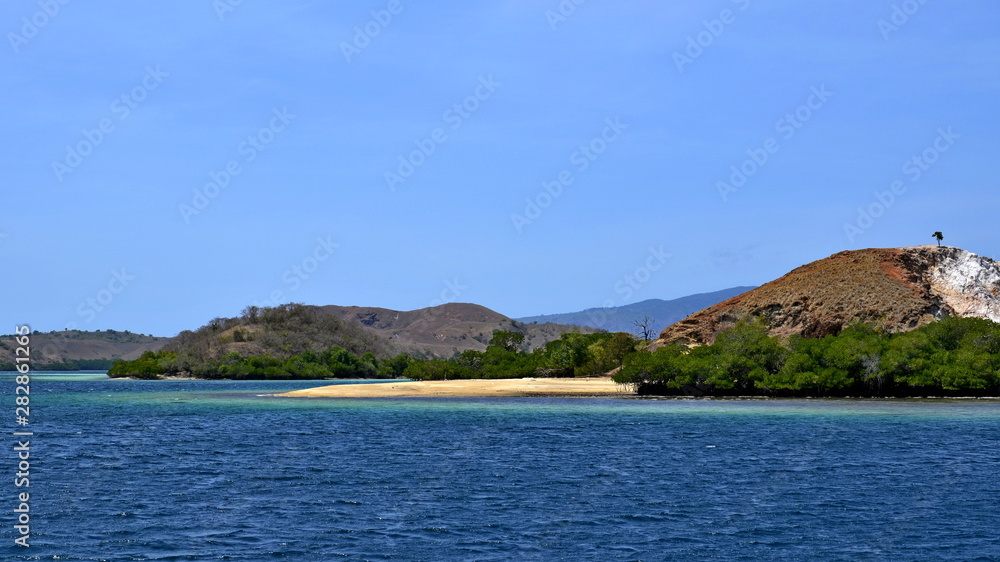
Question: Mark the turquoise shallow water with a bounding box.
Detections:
[3,373,1000,560]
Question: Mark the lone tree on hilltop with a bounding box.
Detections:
[932,231,944,246]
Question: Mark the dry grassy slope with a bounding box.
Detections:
[163,304,395,362]
[320,303,601,357]
[0,330,168,365]
[655,246,996,346]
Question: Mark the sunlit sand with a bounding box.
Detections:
[278,378,626,398]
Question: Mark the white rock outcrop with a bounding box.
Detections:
[926,246,1000,323]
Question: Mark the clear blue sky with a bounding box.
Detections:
[3,1,998,336]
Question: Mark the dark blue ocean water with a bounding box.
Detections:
[2,373,1000,561]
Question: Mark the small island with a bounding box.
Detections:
[108,311,1000,398]
[107,246,1000,399]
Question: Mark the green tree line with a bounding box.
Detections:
[108,347,413,380]
[107,330,640,381]
[613,316,1000,397]
[401,330,637,380]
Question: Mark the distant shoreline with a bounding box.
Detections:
[13,372,998,400]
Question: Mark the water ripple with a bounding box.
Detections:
[4,379,1000,560]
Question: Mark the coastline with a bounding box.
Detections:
[276,377,627,398]
[110,374,202,381]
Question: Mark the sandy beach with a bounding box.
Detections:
[277,378,628,398]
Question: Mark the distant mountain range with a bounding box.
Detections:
[516,287,756,336]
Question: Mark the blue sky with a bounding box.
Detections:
[2,0,998,337]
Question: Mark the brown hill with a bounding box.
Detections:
[162,302,601,364]
[0,330,168,367]
[164,303,395,362]
[320,303,601,357]
[655,246,1000,346]
[2,303,600,370]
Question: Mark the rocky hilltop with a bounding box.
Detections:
[320,303,600,357]
[655,246,1000,346]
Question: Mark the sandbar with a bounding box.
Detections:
[277,378,628,398]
